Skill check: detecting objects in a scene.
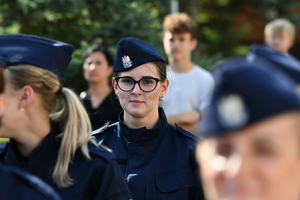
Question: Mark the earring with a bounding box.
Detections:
[20,107,24,111]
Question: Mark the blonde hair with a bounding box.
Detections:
[7,64,95,188]
[163,12,197,38]
[265,18,296,38]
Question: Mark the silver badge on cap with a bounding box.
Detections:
[217,94,248,129]
[122,55,132,68]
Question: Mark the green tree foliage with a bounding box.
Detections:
[0,0,162,92]
[1,0,299,91]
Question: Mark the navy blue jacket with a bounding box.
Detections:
[92,108,205,200]
[0,122,132,200]
[0,162,61,200]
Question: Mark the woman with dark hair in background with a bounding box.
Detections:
[81,46,122,130]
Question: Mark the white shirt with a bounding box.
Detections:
[162,65,214,116]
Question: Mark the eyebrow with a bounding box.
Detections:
[252,135,276,146]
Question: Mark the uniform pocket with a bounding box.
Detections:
[154,167,194,199]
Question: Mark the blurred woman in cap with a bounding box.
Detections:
[92,37,205,200]
[0,34,131,200]
[196,60,300,200]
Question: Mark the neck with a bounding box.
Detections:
[123,110,160,129]
[168,56,194,72]
[13,110,51,157]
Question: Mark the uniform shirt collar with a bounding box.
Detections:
[118,107,168,143]
[3,121,61,168]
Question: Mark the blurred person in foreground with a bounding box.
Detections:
[80,46,122,130]
[0,65,60,200]
[0,34,131,200]
[196,58,300,200]
[92,37,205,200]
[162,13,214,135]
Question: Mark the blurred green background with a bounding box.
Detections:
[1,0,300,144]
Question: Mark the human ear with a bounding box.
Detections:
[191,38,198,51]
[18,85,33,110]
[160,79,169,97]
[111,78,119,96]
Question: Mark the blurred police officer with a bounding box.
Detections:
[197,58,300,200]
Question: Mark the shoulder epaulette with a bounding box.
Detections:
[175,124,199,141]
[88,142,115,161]
[91,121,111,136]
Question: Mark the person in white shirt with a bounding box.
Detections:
[162,12,214,134]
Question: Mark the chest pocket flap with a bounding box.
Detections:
[154,167,194,193]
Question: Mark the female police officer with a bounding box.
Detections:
[0,65,60,200]
[197,58,300,200]
[0,34,131,200]
[92,37,204,200]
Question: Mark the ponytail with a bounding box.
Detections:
[7,64,95,188]
[51,87,95,188]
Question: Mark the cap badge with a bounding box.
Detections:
[122,55,132,68]
[217,94,248,129]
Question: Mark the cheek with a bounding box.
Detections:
[199,151,224,199]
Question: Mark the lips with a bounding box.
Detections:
[130,100,144,103]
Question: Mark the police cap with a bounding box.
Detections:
[114,37,165,72]
[0,34,73,82]
[201,59,300,137]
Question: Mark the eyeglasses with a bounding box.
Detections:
[115,77,163,92]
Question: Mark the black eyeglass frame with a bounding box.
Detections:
[115,77,163,92]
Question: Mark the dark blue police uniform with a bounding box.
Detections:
[0,162,61,200]
[92,108,204,200]
[249,43,300,83]
[0,121,132,200]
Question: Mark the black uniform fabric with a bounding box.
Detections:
[81,91,122,130]
[0,162,61,200]
[0,121,132,200]
[92,108,205,200]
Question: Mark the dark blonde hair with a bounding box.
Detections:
[7,64,94,188]
[163,13,197,38]
[265,18,296,38]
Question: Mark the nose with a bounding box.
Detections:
[171,40,178,49]
[88,63,95,70]
[223,153,243,179]
[220,151,250,183]
[131,82,142,95]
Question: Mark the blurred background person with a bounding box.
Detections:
[0,34,131,200]
[264,18,296,55]
[92,37,205,200]
[197,58,300,200]
[162,12,214,135]
[246,18,300,91]
[81,46,122,130]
